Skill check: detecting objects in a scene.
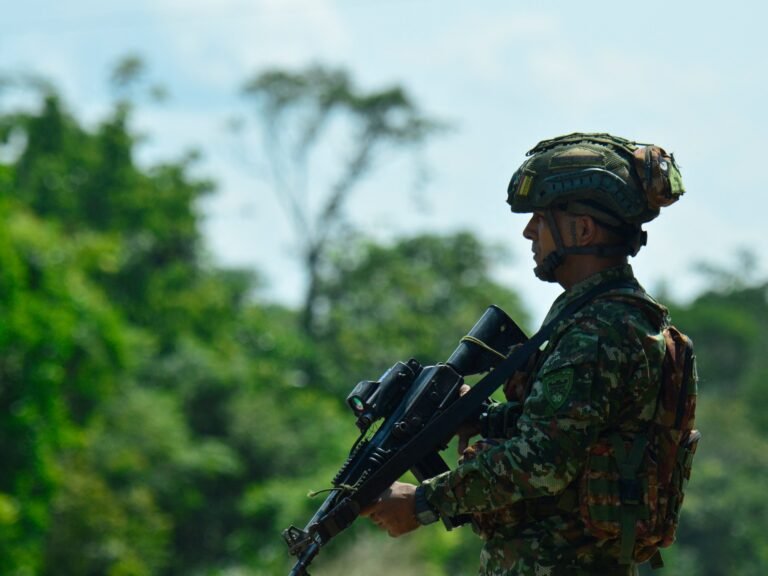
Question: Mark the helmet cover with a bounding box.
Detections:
[507,132,685,226]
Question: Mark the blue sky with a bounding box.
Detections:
[2,1,766,324]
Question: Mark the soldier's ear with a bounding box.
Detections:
[570,214,598,246]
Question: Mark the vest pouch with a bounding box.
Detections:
[660,428,700,547]
[579,434,661,563]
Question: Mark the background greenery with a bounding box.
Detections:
[0,68,766,576]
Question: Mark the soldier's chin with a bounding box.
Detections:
[533,264,558,283]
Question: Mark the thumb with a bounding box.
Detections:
[360,498,381,517]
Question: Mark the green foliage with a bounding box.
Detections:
[0,79,239,574]
[44,459,172,576]
[2,90,216,349]
[317,232,529,394]
[661,274,768,575]
[672,398,768,576]
[669,288,764,393]
[0,201,127,574]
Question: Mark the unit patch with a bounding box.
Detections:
[542,368,574,410]
[517,174,533,198]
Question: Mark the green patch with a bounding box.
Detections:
[542,368,574,410]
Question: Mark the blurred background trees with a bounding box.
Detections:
[236,64,445,337]
[0,62,766,575]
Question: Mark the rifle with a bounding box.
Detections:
[282,305,528,575]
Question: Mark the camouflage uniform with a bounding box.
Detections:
[421,263,667,575]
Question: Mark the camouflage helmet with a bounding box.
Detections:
[507,132,685,227]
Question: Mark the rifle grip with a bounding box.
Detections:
[410,452,472,530]
[410,451,450,482]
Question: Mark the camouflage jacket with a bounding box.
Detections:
[421,265,667,575]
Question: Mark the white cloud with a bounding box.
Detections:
[139,0,349,89]
[527,47,724,116]
[431,10,559,81]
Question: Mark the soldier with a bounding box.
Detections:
[362,133,689,575]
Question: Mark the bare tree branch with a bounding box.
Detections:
[240,64,447,337]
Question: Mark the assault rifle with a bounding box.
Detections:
[282,305,528,575]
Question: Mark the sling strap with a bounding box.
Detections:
[355,278,636,506]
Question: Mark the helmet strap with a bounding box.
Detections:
[565,224,647,257]
[533,210,567,282]
[534,211,648,282]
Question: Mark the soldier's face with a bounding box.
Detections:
[523,211,557,268]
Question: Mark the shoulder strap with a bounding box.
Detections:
[600,289,669,331]
[355,279,635,504]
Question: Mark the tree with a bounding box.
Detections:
[0,73,236,350]
[316,231,529,394]
[238,64,445,336]
[671,253,767,395]
[0,70,254,575]
[0,201,127,574]
[658,257,768,575]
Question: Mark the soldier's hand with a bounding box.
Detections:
[456,384,480,455]
[360,481,420,537]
